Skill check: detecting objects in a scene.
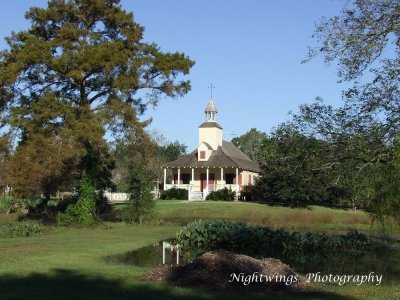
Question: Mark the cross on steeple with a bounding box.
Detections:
[230,130,238,137]
[208,83,215,98]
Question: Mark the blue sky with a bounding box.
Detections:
[0,0,348,150]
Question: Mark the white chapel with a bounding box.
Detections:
[162,99,260,200]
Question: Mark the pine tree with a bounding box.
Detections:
[0,0,194,198]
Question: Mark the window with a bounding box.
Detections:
[181,174,190,184]
[174,173,190,184]
[200,151,206,159]
[225,173,235,184]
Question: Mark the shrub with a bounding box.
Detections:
[160,188,188,200]
[240,185,261,201]
[120,185,155,224]
[57,175,97,226]
[0,223,41,237]
[206,188,235,201]
[0,196,16,213]
[176,220,379,263]
[0,196,26,214]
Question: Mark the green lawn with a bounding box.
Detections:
[1,201,399,299]
[150,200,399,234]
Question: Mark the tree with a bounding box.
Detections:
[112,133,186,192]
[0,0,194,198]
[302,0,400,222]
[151,138,186,183]
[275,100,394,209]
[306,0,400,137]
[306,0,399,80]
[256,123,341,207]
[231,128,268,162]
[57,173,98,225]
[118,133,155,224]
[0,135,9,192]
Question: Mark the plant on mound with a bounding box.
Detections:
[0,223,41,237]
[206,188,235,201]
[160,187,188,200]
[57,174,97,226]
[176,220,380,263]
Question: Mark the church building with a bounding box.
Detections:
[162,99,260,200]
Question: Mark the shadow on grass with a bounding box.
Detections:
[248,200,356,211]
[0,269,356,300]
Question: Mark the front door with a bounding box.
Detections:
[200,173,215,192]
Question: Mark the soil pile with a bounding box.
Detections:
[144,250,310,291]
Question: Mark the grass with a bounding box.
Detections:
[149,200,399,234]
[1,201,399,299]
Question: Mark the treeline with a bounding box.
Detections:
[0,132,186,197]
[234,114,400,224]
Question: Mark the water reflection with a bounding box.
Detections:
[291,246,400,281]
[104,241,187,267]
[105,240,400,281]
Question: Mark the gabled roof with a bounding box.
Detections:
[199,141,213,150]
[163,141,260,172]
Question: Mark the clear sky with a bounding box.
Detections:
[0,0,348,150]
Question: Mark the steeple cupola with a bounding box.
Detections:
[205,99,218,122]
[199,99,223,150]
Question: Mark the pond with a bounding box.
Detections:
[292,243,400,281]
[104,240,188,267]
[105,239,400,281]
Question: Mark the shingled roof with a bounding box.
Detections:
[163,141,260,172]
[198,122,223,129]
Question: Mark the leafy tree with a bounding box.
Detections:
[272,101,393,208]
[256,123,340,206]
[300,0,400,222]
[0,0,194,198]
[121,180,155,224]
[306,0,399,81]
[118,133,155,224]
[231,128,268,162]
[154,140,187,163]
[112,133,186,191]
[305,0,400,141]
[151,138,186,183]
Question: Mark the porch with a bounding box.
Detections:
[163,167,244,201]
[164,183,240,200]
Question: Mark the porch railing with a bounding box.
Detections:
[165,184,191,190]
[165,183,239,193]
[164,183,240,201]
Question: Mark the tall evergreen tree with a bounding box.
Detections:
[0,0,194,198]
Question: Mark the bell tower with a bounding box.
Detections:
[198,99,223,150]
[205,99,218,122]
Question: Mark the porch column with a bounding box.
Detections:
[163,168,167,190]
[236,168,239,185]
[177,168,181,188]
[191,168,194,181]
[217,167,226,190]
[206,168,209,193]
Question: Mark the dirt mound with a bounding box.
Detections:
[144,250,310,291]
